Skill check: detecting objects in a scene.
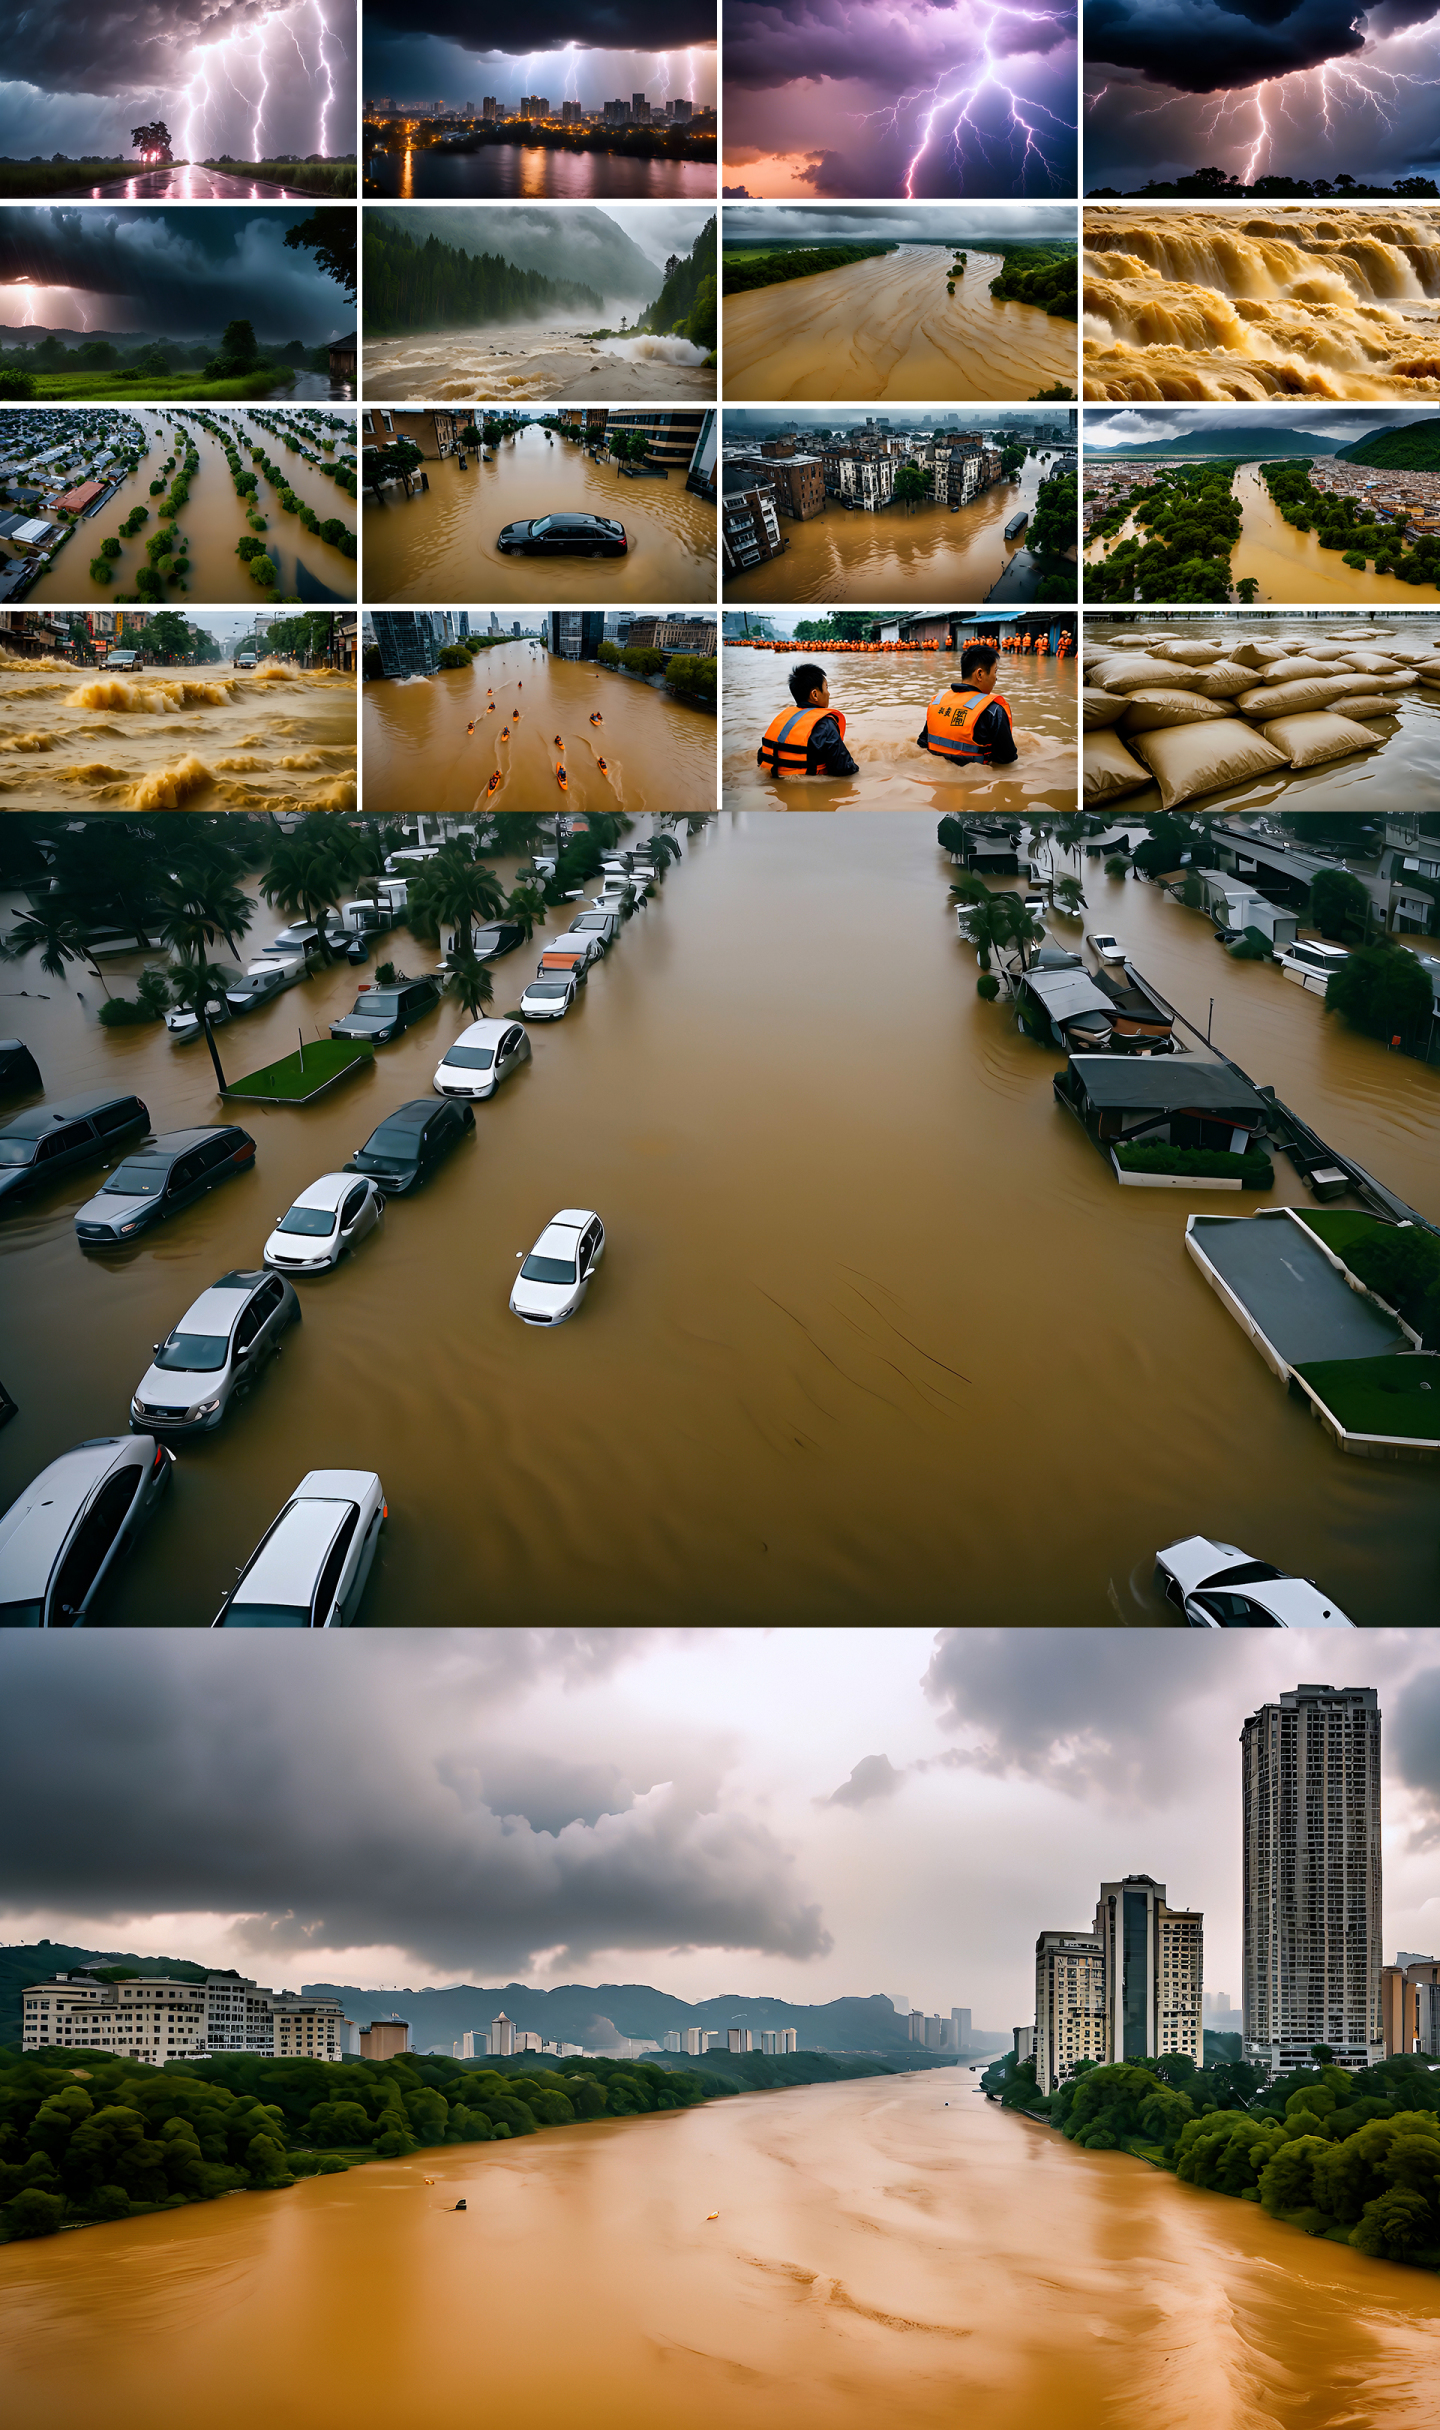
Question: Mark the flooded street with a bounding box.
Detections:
[366,148,717,200]
[1,815,1433,1625]
[722,248,1077,403]
[1229,465,1438,607]
[0,660,356,813]
[28,409,358,607]
[363,428,716,603]
[362,638,714,819]
[725,452,1065,604]
[5,2073,1440,2429]
[723,649,1077,813]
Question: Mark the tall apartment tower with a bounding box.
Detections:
[1241,1684,1383,2073]
[1094,1876,1204,2068]
[1034,1930,1106,2095]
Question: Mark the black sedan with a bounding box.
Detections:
[496,513,628,558]
[344,1098,473,1195]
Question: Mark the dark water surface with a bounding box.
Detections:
[367,147,716,199]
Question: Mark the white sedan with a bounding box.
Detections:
[1087,932,1127,965]
[1156,1536,1354,1626]
[433,1018,531,1100]
[214,1470,387,1627]
[510,1209,605,1326]
[263,1173,384,1273]
[520,972,577,1021]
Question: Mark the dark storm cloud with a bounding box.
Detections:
[6,0,294,99]
[823,1754,906,1807]
[0,1639,832,1974]
[923,1631,1209,1803]
[365,0,718,53]
[1085,0,1365,92]
[1361,0,1440,29]
[1387,1664,1440,1847]
[0,208,352,340]
[724,0,1074,92]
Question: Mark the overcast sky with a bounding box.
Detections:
[4,1631,1436,2023]
[1086,407,1440,446]
[0,209,351,343]
[727,409,1054,435]
[725,204,1076,247]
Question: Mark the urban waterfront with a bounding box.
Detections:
[723,450,1067,604]
[365,148,717,201]
[0,816,1434,1624]
[4,2071,1439,2427]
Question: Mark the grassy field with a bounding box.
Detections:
[0,159,353,197]
[1296,1210,1390,1255]
[225,1040,371,1105]
[1295,1352,1440,1441]
[3,369,302,402]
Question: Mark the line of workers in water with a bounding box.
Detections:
[758,634,1072,779]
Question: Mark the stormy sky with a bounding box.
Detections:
[1084,3,1440,189]
[0,0,356,164]
[1085,405,1440,446]
[723,0,1077,199]
[3,1631,1437,2023]
[726,405,1055,434]
[0,208,353,342]
[363,0,717,112]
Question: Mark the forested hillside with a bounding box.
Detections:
[363,221,601,333]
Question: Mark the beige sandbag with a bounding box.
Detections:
[1258,711,1385,768]
[1366,642,1428,664]
[1118,689,1240,734]
[1261,655,1341,683]
[1152,639,1226,662]
[1412,660,1440,684]
[1082,687,1129,729]
[1193,660,1257,698]
[1084,729,1152,802]
[1086,654,1207,693]
[1127,720,1290,810]
[1235,675,1367,718]
[1329,695,1395,720]
[1333,649,1400,674]
[1371,670,1419,690]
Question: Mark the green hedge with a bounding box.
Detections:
[1116,1142,1274,1185]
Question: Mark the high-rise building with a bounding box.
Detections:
[547,611,604,659]
[951,2006,972,2051]
[372,611,437,679]
[1094,1875,1204,2068]
[1013,2025,1034,2064]
[491,2011,516,2056]
[1242,1683,1383,2073]
[727,2026,753,2053]
[1034,1930,1106,2095]
[685,2026,708,2056]
[359,2019,410,2060]
[722,477,784,574]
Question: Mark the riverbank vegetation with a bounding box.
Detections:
[984,2046,1440,2269]
[1258,460,1440,590]
[721,241,897,296]
[639,218,717,355]
[987,244,1077,318]
[1084,461,1243,602]
[362,220,603,335]
[0,2042,938,2243]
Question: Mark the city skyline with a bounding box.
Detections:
[363,0,718,118]
[4,1632,1438,2022]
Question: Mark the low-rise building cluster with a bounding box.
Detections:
[21,1968,354,2062]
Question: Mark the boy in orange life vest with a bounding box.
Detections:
[916,641,1017,766]
[757,662,859,780]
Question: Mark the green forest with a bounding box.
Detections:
[1336,421,1440,472]
[1258,460,1440,589]
[985,2048,1440,2268]
[0,2042,921,2243]
[987,246,1077,319]
[639,217,717,353]
[362,221,602,335]
[1084,460,1243,602]
[721,241,896,297]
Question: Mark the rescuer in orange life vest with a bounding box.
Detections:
[916,641,1018,766]
[757,662,859,780]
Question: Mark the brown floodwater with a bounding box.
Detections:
[361,637,714,818]
[1,814,1434,1624]
[27,408,358,606]
[6,2074,1440,2428]
[0,659,357,813]
[1229,465,1440,608]
[723,646,1077,813]
[724,451,1068,604]
[362,426,717,603]
[722,247,1079,403]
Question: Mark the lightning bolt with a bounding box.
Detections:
[855,6,1075,197]
[252,20,272,158]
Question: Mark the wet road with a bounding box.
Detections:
[0,816,1433,1624]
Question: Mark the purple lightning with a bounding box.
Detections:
[856,6,1074,196]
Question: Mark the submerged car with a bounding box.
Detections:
[131,1269,300,1436]
[510,1209,605,1327]
[0,1089,149,1210]
[496,513,627,558]
[213,1470,387,1627]
[0,1435,174,1626]
[74,1125,256,1246]
[263,1174,384,1274]
[329,977,440,1045]
[433,1020,531,1101]
[225,958,306,1014]
[520,972,578,1021]
[1156,1536,1354,1627]
[345,1097,472,1194]
[1086,932,1127,965]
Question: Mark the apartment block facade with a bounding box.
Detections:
[21,1970,347,2064]
[1094,1875,1204,2068]
[1034,1930,1107,2096]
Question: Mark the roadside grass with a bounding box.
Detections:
[1294,1352,1440,1440]
[1295,1210,1389,1255]
[225,1040,372,1104]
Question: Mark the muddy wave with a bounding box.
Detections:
[0,731,56,752]
[68,677,240,714]
[127,755,215,809]
[0,652,72,674]
[599,333,709,367]
[58,762,129,785]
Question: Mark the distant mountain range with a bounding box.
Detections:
[369,206,664,307]
[1089,426,1346,459]
[1335,421,1440,470]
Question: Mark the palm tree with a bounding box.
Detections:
[963,893,1014,975]
[0,902,111,994]
[260,837,344,961]
[443,954,494,1022]
[159,868,254,964]
[408,845,506,958]
[998,895,1048,971]
[505,881,545,943]
[53,818,157,949]
[1052,875,1087,918]
[647,831,682,875]
[948,869,988,911]
[167,954,232,1093]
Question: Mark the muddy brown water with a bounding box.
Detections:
[5,2074,1440,2428]
[0,659,357,814]
[362,425,717,603]
[722,247,1079,403]
[724,452,1066,605]
[1229,466,1440,608]
[362,638,715,819]
[723,647,1077,814]
[27,409,358,605]
[0,816,1434,1624]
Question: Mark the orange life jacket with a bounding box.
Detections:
[924,684,1010,763]
[758,704,846,775]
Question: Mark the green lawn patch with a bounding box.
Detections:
[1295,1210,1390,1255]
[1294,1353,1440,1441]
[20,370,299,401]
[225,1040,371,1104]
[1115,1141,1273,1184]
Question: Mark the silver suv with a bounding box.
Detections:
[130,1269,300,1436]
